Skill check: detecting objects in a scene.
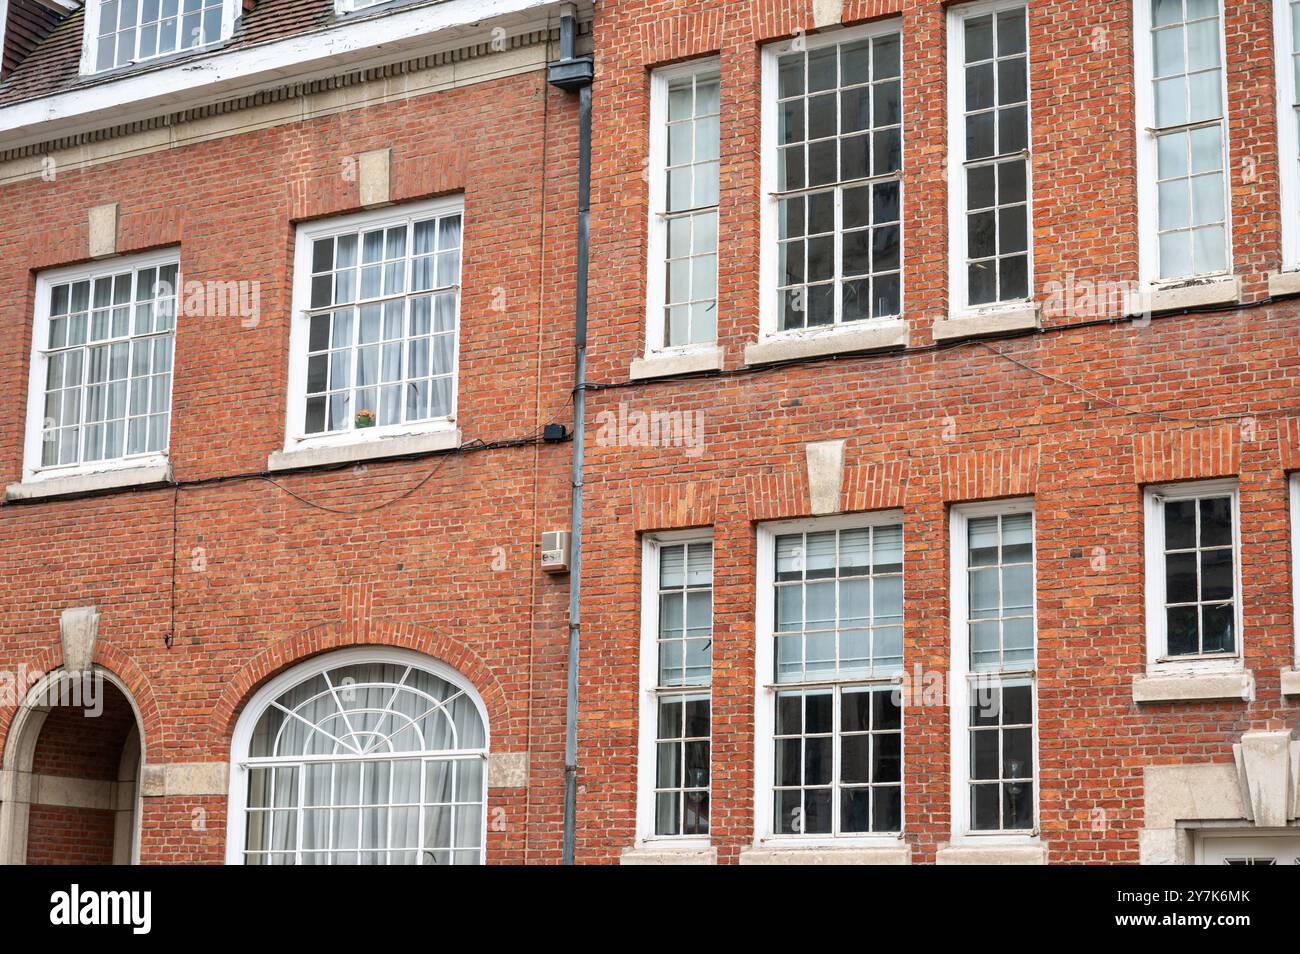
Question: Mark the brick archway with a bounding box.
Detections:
[0,664,151,865]
[212,620,513,751]
[0,643,162,764]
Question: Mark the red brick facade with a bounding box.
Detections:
[1,0,1299,867]
[0,27,581,864]
[577,0,1300,864]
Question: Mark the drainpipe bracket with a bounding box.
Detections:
[548,56,594,92]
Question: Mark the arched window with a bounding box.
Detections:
[227,648,488,865]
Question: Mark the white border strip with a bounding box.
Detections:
[0,0,577,150]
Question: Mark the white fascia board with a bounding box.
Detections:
[0,0,578,150]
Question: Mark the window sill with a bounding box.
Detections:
[1281,669,1300,697]
[934,303,1039,341]
[1268,270,1300,298]
[629,345,725,381]
[743,320,908,366]
[1132,668,1254,704]
[267,428,461,472]
[737,843,911,865]
[5,461,172,501]
[619,844,716,865]
[1139,275,1241,315]
[935,843,1046,865]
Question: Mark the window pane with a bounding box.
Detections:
[301,211,460,435]
[772,524,905,681]
[958,6,1031,307]
[776,32,903,329]
[658,67,721,347]
[1149,1,1227,279]
[242,662,487,864]
[40,263,176,469]
[1161,492,1236,657]
[966,511,1035,670]
[95,0,223,70]
[651,539,713,836]
[968,682,1034,831]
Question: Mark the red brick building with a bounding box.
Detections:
[2,0,1300,869]
[580,0,1300,866]
[0,0,588,864]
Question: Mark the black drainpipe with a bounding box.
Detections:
[547,4,593,866]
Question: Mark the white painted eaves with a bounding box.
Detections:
[0,0,580,150]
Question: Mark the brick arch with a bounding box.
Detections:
[212,621,512,749]
[0,640,163,764]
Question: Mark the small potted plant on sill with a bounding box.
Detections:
[355,409,376,429]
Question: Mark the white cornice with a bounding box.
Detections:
[0,0,585,151]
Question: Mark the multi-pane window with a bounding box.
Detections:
[774,526,904,679]
[953,504,1036,835]
[1146,0,1228,279]
[773,685,902,835]
[955,5,1030,307]
[237,657,488,865]
[965,512,1034,670]
[37,259,177,470]
[650,540,712,837]
[1157,491,1237,657]
[299,205,462,437]
[968,681,1033,831]
[652,65,720,349]
[773,28,902,330]
[91,0,226,72]
[762,517,904,838]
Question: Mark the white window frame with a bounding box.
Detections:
[23,247,179,484]
[949,497,1040,843]
[1292,474,1300,668]
[753,510,906,848]
[285,196,463,455]
[636,529,713,848]
[945,0,1034,319]
[758,19,906,346]
[644,57,722,358]
[1142,478,1244,674]
[1275,0,1300,271]
[1132,0,1233,288]
[224,645,490,865]
[79,0,241,76]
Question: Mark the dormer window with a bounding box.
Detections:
[82,0,238,74]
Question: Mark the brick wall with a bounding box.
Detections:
[26,805,117,865]
[578,0,1300,864]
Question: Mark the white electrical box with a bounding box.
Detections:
[541,530,571,573]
